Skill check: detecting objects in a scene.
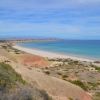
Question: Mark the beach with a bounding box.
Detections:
[13,45,94,62]
[1,42,100,100]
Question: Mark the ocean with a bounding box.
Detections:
[18,40,100,60]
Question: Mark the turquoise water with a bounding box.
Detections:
[18,40,100,60]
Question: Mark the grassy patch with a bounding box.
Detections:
[95,66,100,71]
[68,80,88,91]
[87,82,97,87]
[0,62,53,100]
[92,92,100,100]
[0,62,25,89]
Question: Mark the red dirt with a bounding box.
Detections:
[16,54,51,68]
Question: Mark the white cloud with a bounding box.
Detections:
[0,0,100,39]
[0,0,100,11]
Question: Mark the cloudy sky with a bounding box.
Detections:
[0,0,100,39]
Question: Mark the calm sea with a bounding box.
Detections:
[18,40,100,60]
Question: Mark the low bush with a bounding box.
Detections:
[68,98,74,100]
[62,75,68,78]
[0,62,53,100]
[0,62,25,90]
[73,61,78,64]
[95,66,100,71]
[69,80,87,91]
[0,87,33,100]
[92,92,100,100]
[87,82,97,87]
[57,72,62,75]
[45,71,50,75]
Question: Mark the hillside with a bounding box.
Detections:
[0,60,53,100]
[0,55,91,100]
[16,54,51,68]
[0,47,51,68]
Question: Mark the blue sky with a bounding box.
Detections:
[0,0,100,39]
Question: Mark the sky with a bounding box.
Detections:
[0,0,100,39]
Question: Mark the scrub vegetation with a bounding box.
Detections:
[0,62,53,100]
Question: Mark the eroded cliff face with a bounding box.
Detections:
[16,54,51,68]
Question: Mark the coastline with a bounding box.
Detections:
[13,45,95,62]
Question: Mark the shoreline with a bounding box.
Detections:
[13,45,95,62]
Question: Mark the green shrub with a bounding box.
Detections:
[39,90,53,100]
[2,46,7,49]
[87,82,97,87]
[92,92,100,100]
[68,98,74,100]
[73,61,78,64]
[69,80,87,91]
[45,71,50,75]
[0,62,26,89]
[57,72,62,75]
[62,75,68,78]
[95,66,100,71]
[0,63,53,100]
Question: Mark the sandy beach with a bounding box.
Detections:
[13,45,95,62]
